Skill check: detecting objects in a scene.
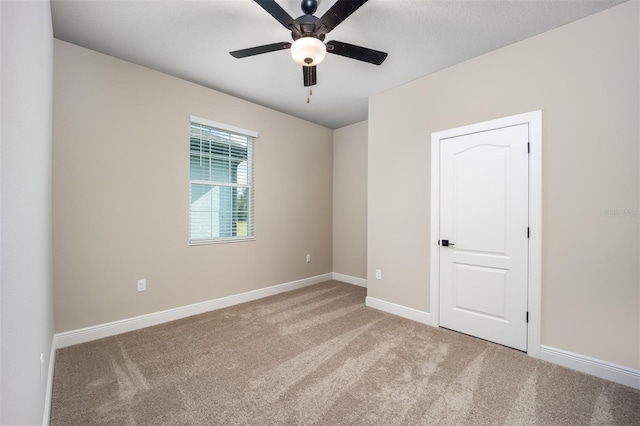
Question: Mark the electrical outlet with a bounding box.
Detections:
[375,269,382,280]
[137,279,146,292]
[306,254,311,263]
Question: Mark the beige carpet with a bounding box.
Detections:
[50,281,640,425]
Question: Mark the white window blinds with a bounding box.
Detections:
[189,117,256,244]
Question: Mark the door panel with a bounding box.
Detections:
[440,124,529,351]
[455,145,508,254]
[453,264,507,320]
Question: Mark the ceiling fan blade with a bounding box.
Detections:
[254,0,301,34]
[303,66,317,87]
[326,40,387,65]
[230,42,292,59]
[316,0,368,34]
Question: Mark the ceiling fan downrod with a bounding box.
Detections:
[301,0,317,16]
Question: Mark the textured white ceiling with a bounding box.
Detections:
[51,0,626,129]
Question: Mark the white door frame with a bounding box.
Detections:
[429,110,542,358]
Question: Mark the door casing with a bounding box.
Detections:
[430,110,542,358]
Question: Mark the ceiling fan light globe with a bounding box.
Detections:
[291,37,326,66]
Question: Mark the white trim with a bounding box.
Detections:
[189,236,256,246]
[54,273,332,348]
[430,110,543,356]
[365,296,431,325]
[429,125,442,329]
[526,111,542,357]
[332,273,367,288]
[190,115,258,138]
[540,345,640,389]
[42,338,56,426]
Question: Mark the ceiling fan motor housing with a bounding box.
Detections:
[291,14,325,41]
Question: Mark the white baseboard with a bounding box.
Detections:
[540,345,640,389]
[54,273,333,349]
[365,296,431,325]
[332,272,367,288]
[47,274,639,422]
[42,337,56,426]
[363,299,640,390]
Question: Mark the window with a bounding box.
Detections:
[189,116,256,244]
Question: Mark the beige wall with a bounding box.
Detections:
[333,121,368,279]
[53,40,333,332]
[1,1,55,424]
[368,1,639,369]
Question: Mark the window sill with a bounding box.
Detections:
[189,237,256,246]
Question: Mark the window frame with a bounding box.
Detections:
[188,115,257,246]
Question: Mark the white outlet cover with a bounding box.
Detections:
[137,279,146,292]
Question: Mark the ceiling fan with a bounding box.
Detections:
[230,0,388,87]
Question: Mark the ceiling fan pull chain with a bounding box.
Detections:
[307,87,313,104]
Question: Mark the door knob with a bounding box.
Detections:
[440,239,455,247]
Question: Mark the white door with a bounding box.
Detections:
[439,124,529,351]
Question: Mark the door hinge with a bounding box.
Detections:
[526,312,529,323]
[527,227,530,238]
[528,142,530,153]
